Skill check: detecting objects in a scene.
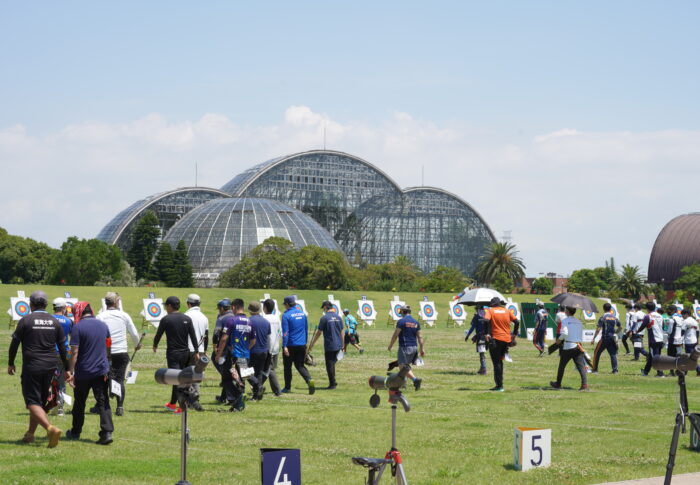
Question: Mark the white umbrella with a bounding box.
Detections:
[456,288,506,306]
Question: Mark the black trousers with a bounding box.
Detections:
[250,351,269,386]
[324,350,339,386]
[488,340,509,388]
[643,342,664,375]
[109,353,130,408]
[555,347,587,386]
[621,333,630,353]
[167,351,192,405]
[283,345,311,389]
[72,375,114,437]
[592,339,618,372]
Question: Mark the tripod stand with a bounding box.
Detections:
[663,372,700,485]
[176,386,194,485]
[353,390,410,485]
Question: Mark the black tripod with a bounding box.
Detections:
[663,372,700,485]
[176,386,195,485]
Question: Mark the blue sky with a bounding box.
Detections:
[1,2,699,276]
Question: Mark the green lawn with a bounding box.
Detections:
[1,284,698,485]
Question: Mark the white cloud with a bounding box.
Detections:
[0,107,697,276]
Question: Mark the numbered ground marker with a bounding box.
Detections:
[514,427,551,471]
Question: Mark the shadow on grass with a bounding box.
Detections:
[502,463,517,471]
[436,370,480,376]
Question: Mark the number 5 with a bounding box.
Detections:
[530,435,542,466]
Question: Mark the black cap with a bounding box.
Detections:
[489,297,501,306]
[283,295,296,306]
[165,296,180,307]
[320,300,332,309]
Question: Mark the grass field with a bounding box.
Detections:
[1,284,699,485]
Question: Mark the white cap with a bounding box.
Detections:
[187,294,201,304]
[52,297,66,307]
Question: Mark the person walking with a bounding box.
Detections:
[483,297,519,392]
[248,300,270,400]
[639,301,665,377]
[631,303,648,361]
[7,291,67,447]
[465,304,488,375]
[681,309,700,376]
[666,305,685,363]
[96,292,141,416]
[185,294,208,410]
[533,302,548,355]
[591,303,621,374]
[621,303,634,355]
[281,296,315,394]
[342,309,364,354]
[262,299,283,396]
[308,301,345,389]
[52,297,73,416]
[65,301,114,445]
[212,299,232,404]
[549,306,589,391]
[152,296,199,413]
[387,305,425,391]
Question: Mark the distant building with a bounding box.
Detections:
[517,276,568,294]
[648,212,700,289]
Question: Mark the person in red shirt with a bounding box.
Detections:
[483,297,519,392]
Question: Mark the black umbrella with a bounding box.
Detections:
[551,292,598,313]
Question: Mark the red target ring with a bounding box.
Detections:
[147,302,162,318]
[15,301,30,317]
[361,303,373,316]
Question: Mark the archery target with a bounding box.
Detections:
[583,310,596,320]
[142,298,164,322]
[331,300,341,314]
[423,304,435,318]
[147,302,162,318]
[610,304,619,318]
[694,305,700,318]
[507,303,520,319]
[294,300,307,315]
[452,303,464,318]
[361,303,373,317]
[392,302,404,320]
[64,298,78,320]
[15,300,30,317]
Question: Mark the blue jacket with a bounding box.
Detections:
[282,307,308,347]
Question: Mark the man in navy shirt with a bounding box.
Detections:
[65,301,114,445]
[247,300,270,400]
[52,297,73,416]
[465,305,488,375]
[533,302,548,355]
[591,303,621,373]
[388,305,425,390]
[308,301,345,389]
[215,299,259,411]
[281,296,315,394]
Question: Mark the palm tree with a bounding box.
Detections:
[613,264,648,300]
[474,242,526,286]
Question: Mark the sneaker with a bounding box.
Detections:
[165,402,178,412]
[612,370,619,374]
[65,429,80,440]
[585,366,592,374]
[640,369,648,376]
[325,385,337,390]
[57,406,64,417]
[281,388,291,394]
[115,407,124,417]
[549,381,561,389]
[214,395,226,404]
[655,372,666,378]
[538,351,544,357]
[579,384,590,392]
[413,378,422,391]
[172,407,183,414]
[504,354,513,363]
[21,432,35,444]
[46,425,61,448]
[96,432,113,445]
[308,380,316,395]
[477,368,487,375]
[359,348,365,354]
[489,386,504,392]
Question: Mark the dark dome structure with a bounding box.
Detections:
[162,197,341,285]
[648,213,700,287]
[97,187,230,251]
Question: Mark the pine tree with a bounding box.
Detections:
[150,242,178,286]
[126,211,161,280]
[173,239,194,288]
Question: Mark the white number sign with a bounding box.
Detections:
[514,427,551,471]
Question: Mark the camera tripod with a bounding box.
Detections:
[663,372,700,485]
[175,385,197,485]
[352,389,410,485]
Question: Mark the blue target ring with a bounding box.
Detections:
[65,304,74,318]
[361,303,373,317]
[695,306,700,318]
[453,304,464,317]
[332,304,340,314]
[15,301,30,317]
[424,305,434,318]
[393,304,402,318]
[295,303,304,313]
[147,302,162,318]
[507,304,519,318]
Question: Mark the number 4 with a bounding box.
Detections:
[275,456,292,485]
[531,435,542,466]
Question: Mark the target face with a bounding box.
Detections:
[453,304,464,318]
[584,310,594,318]
[332,303,340,314]
[147,302,162,318]
[14,301,30,317]
[361,303,373,317]
[65,304,75,318]
[610,306,619,318]
[423,305,435,318]
[507,304,519,318]
[393,304,403,318]
[295,303,304,312]
[695,306,700,318]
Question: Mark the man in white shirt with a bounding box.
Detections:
[666,305,685,362]
[631,303,648,361]
[639,302,665,377]
[549,306,588,391]
[621,303,634,355]
[185,294,209,410]
[262,299,283,396]
[681,309,700,376]
[96,292,141,416]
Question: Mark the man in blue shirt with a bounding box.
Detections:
[388,305,425,390]
[591,303,621,373]
[342,309,364,354]
[247,300,270,400]
[308,301,345,389]
[212,299,232,404]
[215,299,258,411]
[52,297,72,416]
[65,301,114,445]
[281,295,315,394]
